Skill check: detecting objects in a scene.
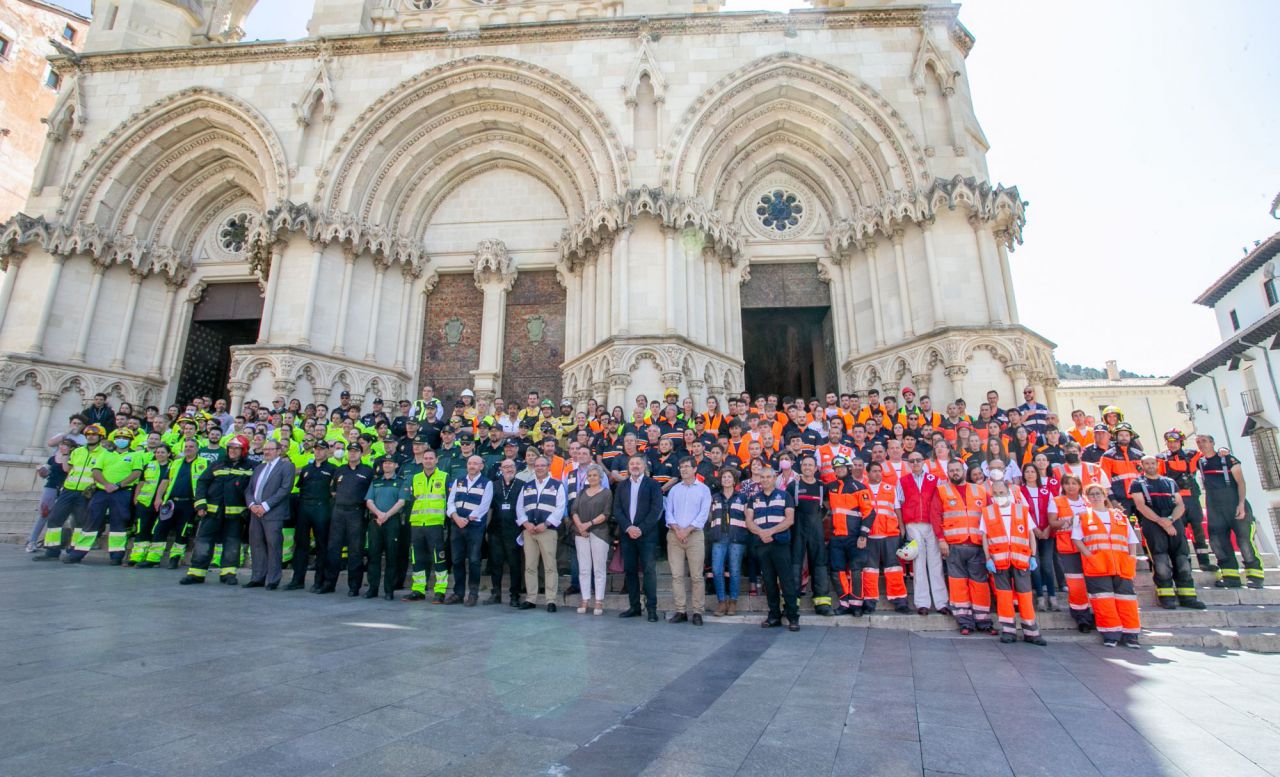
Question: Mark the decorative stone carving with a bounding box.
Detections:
[472,238,517,290]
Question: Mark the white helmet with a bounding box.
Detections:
[896,540,919,562]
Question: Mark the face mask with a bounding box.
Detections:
[1065,453,1080,464]
[114,439,129,450]
[779,460,792,471]
[993,494,1011,507]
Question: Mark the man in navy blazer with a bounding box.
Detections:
[612,454,663,621]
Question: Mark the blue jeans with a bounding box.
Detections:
[711,539,746,601]
[1030,540,1061,598]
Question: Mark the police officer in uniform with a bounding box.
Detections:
[291,441,337,592]
[1195,435,1266,589]
[364,457,409,600]
[1129,454,1206,610]
[326,452,376,595]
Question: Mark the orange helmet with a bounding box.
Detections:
[83,424,106,437]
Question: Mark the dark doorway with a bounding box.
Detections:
[739,262,838,399]
[175,283,262,404]
[742,306,835,399]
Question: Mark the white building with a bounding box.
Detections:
[0,0,1055,490]
[1171,212,1280,555]
[1055,360,1194,448]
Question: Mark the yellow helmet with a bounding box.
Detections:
[1101,405,1124,423]
[108,428,135,442]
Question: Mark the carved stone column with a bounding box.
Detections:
[256,244,284,344]
[363,260,388,362]
[0,387,13,418]
[0,252,24,331]
[471,239,517,398]
[688,379,707,409]
[394,263,416,372]
[332,248,356,356]
[945,365,968,403]
[911,372,932,399]
[607,373,630,412]
[1005,363,1029,398]
[28,253,66,356]
[864,240,886,348]
[110,269,145,370]
[298,241,325,348]
[920,218,943,330]
[228,380,250,417]
[891,229,915,338]
[970,217,1006,325]
[591,382,609,407]
[68,261,106,363]
[313,385,331,406]
[27,391,59,452]
[148,275,183,379]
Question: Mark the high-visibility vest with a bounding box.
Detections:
[1061,461,1107,489]
[866,480,899,537]
[701,413,726,433]
[1078,508,1137,579]
[520,477,563,525]
[937,480,986,545]
[410,468,449,526]
[880,460,906,488]
[827,479,872,537]
[1052,495,1085,553]
[64,445,108,491]
[135,458,167,507]
[450,476,487,522]
[1068,427,1094,448]
[163,457,209,500]
[1101,445,1142,500]
[816,443,853,483]
[982,501,1033,571]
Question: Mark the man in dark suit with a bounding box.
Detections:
[244,439,297,589]
[612,454,663,621]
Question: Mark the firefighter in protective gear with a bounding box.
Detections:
[1130,454,1206,610]
[1048,474,1095,632]
[1074,483,1143,647]
[1100,405,1124,432]
[982,474,1047,646]
[1100,423,1142,516]
[74,429,144,564]
[1195,435,1266,589]
[152,439,210,568]
[826,457,874,615]
[1157,428,1215,571]
[861,460,909,614]
[789,456,833,615]
[938,459,994,635]
[405,448,451,602]
[39,425,108,561]
[129,444,171,567]
[181,436,254,585]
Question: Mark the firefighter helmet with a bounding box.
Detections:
[896,540,920,562]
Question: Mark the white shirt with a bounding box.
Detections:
[515,476,566,528]
[978,499,1015,536]
[254,458,277,511]
[629,476,643,523]
[447,475,494,522]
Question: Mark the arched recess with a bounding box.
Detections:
[319,56,629,238]
[664,52,929,219]
[58,87,288,268]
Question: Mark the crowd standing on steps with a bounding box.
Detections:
[27,383,1268,646]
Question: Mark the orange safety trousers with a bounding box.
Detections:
[1057,550,1094,627]
[945,542,992,630]
[1084,574,1141,637]
[861,535,907,608]
[991,566,1040,637]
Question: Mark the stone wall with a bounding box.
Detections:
[501,270,566,403]
[420,274,483,403]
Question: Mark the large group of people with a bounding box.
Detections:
[28,382,1267,646]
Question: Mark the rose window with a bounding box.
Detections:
[757,190,803,232]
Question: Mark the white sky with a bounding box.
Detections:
[59,0,1280,376]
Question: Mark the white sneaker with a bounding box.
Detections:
[24,542,36,553]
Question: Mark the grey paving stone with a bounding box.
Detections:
[918,721,1013,776]
[833,734,924,777]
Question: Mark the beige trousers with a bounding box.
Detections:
[523,527,560,603]
[668,528,706,615]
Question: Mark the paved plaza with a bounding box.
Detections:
[2,544,1279,777]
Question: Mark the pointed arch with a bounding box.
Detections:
[58,87,287,268]
[320,56,628,241]
[664,52,928,220]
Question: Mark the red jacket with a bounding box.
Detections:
[899,472,944,541]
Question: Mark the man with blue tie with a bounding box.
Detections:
[612,455,664,622]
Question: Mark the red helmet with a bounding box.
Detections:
[227,435,249,450]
